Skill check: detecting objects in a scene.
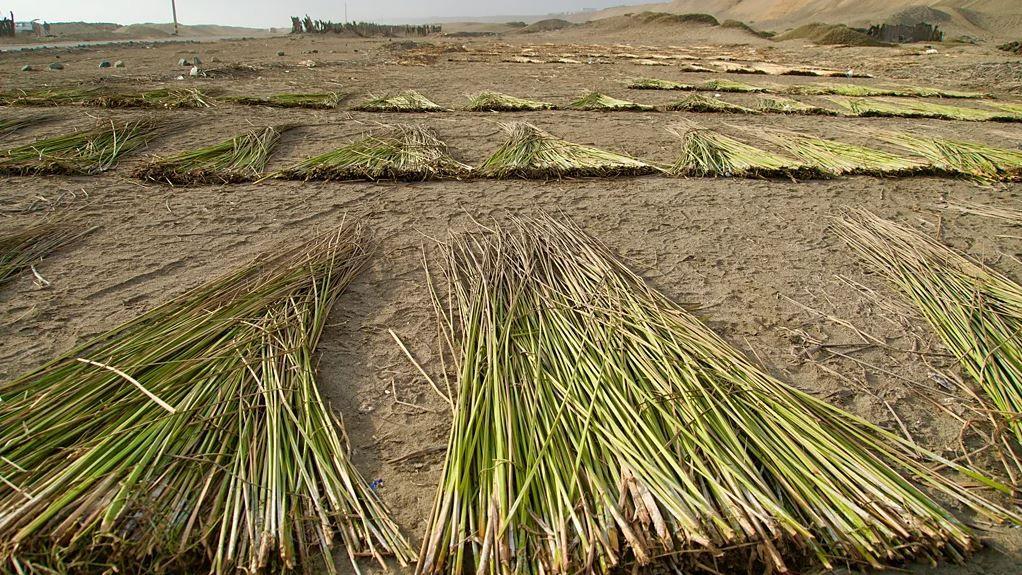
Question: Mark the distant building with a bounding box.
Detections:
[15,21,34,32]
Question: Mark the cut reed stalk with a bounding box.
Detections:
[465,91,554,112]
[279,125,470,181]
[415,214,1019,575]
[0,221,91,286]
[837,209,1022,455]
[0,117,169,175]
[478,121,659,178]
[0,224,414,574]
[831,97,1005,122]
[757,95,840,115]
[626,77,694,90]
[353,91,446,112]
[697,78,767,92]
[567,92,654,111]
[669,124,812,177]
[875,131,1022,181]
[665,93,758,113]
[225,92,342,109]
[136,125,291,185]
[759,128,927,176]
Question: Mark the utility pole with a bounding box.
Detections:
[171,0,179,35]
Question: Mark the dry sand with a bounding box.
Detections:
[1,24,1021,574]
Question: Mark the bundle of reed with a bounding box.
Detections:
[759,129,927,176]
[786,84,908,97]
[904,86,990,99]
[0,113,52,138]
[0,225,414,574]
[100,88,216,109]
[697,78,767,93]
[665,93,758,113]
[478,121,659,178]
[136,125,291,185]
[626,77,694,90]
[0,221,90,286]
[876,131,1022,181]
[567,91,654,111]
[280,125,470,181]
[985,101,1022,119]
[669,124,812,178]
[0,88,103,107]
[832,97,1002,122]
[837,209,1022,454]
[0,117,168,175]
[464,91,554,111]
[353,91,446,112]
[226,92,343,109]
[416,214,1019,575]
[757,95,840,115]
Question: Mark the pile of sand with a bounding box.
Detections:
[775,23,890,46]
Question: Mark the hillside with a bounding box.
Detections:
[575,0,1022,39]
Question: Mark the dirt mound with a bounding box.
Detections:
[775,23,890,46]
[518,19,573,33]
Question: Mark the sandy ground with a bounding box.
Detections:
[1,25,1022,574]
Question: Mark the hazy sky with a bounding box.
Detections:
[3,1,652,28]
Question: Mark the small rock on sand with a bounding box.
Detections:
[178,58,191,66]
[189,66,200,77]
[21,65,32,71]
[276,50,285,56]
[114,60,125,68]
[48,62,64,70]
[193,56,202,65]
[99,60,111,68]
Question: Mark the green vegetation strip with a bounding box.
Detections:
[0,225,413,573]
[416,214,1019,575]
